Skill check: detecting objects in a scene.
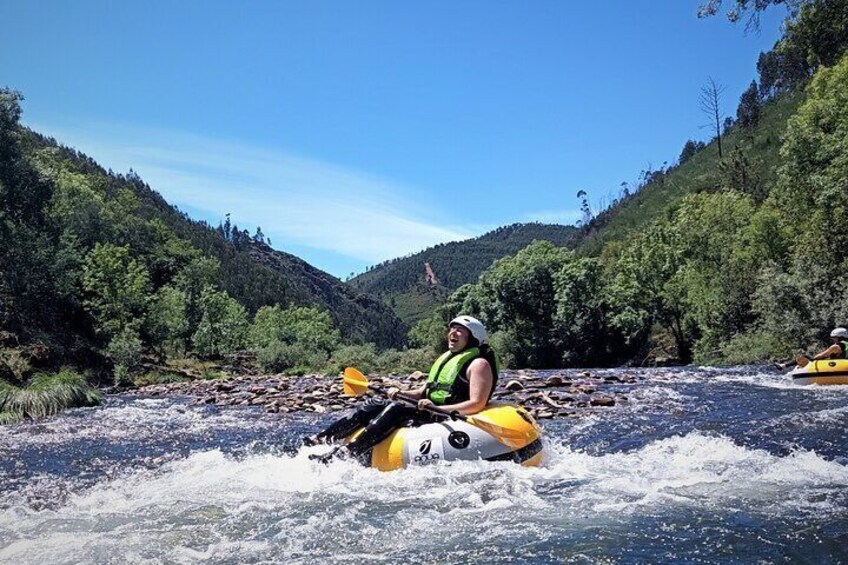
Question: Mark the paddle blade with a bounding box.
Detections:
[343,367,370,397]
[466,415,534,450]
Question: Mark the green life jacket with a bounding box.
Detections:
[425,347,498,405]
[841,341,848,359]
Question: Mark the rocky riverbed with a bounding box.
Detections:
[128,369,640,419]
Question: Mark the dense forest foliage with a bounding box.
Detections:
[0,95,405,398]
[348,223,579,324]
[409,0,848,368]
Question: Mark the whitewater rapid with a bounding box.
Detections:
[2,367,847,564]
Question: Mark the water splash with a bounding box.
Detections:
[2,368,848,563]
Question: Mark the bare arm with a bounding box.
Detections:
[813,344,843,360]
[419,358,493,415]
[388,383,426,401]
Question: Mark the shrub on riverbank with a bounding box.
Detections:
[323,344,431,375]
[0,370,101,423]
[257,341,328,374]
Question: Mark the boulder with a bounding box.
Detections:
[544,375,565,387]
[505,380,525,392]
[590,394,615,407]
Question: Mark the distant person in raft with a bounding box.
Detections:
[303,315,499,463]
[777,327,848,369]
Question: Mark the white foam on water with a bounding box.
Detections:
[628,385,693,409]
[766,403,848,429]
[2,430,846,564]
[0,398,258,448]
[680,366,848,393]
[541,432,848,518]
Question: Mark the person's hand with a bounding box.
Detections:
[387,387,400,400]
[417,398,434,411]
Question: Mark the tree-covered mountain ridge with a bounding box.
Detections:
[348,222,579,324]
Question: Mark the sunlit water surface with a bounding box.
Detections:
[2,366,847,564]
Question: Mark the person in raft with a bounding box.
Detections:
[303,315,499,463]
[777,327,848,369]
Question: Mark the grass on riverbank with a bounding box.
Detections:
[0,370,101,424]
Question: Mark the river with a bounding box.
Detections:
[1,366,847,564]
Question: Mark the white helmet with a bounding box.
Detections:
[831,327,848,338]
[449,315,488,345]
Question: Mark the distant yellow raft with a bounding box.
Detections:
[350,403,544,472]
[789,359,848,385]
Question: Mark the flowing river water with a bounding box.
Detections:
[1,366,847,564]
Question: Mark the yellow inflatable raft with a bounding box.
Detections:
[350,403,544,472]
[789,358,848,385]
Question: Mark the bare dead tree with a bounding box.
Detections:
[700,77,727,159]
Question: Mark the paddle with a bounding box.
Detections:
[775,354,811,370]
[342,367,533,449]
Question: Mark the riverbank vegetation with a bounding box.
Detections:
[0,369,100,423]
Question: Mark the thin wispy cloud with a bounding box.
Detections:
[30,121,473,270]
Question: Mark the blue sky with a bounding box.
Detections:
[0,1,785,278]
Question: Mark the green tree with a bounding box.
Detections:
[737,81,762,128]
[718,147,764,200]
[81,243,150,340]
[607,224,690,361]
[670,192,759,360]
[192,286,249,358]
[146,285,188,359]
[698,0,805,29]
[767,53,848,336]
[552,256,617,365]
[474,240,573,368]
[408,315,446,354]
[782,0,848,69]
[106,327,143,385]
[679,139,701,165]
[250,305,340,353]
[174,256,220,350]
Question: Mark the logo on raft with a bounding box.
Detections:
[412,437,444,465]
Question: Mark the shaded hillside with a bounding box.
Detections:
[246,245,404,349]
[38,137,407,350]
[349,223,579,324]
[0,96,404,377]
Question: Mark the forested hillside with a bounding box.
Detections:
[349,223,578,324]
[410,0,848,368]
[0,96,404,385]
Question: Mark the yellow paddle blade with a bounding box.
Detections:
[343,367,370,397]
[465,415,534,449]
